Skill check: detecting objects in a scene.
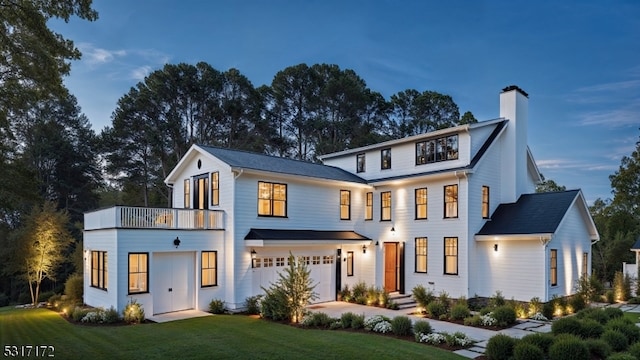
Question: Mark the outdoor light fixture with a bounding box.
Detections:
[390,227,395,233]
[494,244,498,252]
[375,241,379,246]
[173,237,181,248]
[362,245,367,254]
[251,249,257,268]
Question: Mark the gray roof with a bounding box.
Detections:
[198,145,367,184]
[631,237,640,251]
[477,190,580,235]
[245,228,371,241]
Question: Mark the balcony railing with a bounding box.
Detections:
[85,206,225,230]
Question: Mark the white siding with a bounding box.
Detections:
[83,230,119,311]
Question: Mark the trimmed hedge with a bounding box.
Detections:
[485,334,517,360]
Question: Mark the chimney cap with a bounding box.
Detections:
[501,85,529,98]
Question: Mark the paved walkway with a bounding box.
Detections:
[147,309,212,323]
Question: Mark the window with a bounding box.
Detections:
[436,138,447,161]
[184,179,190,208]
[264,258,273,267]
[550,249,558,286]
[582,252,588,279]
[91,251,107,290]
[347,251,354,276]
[202,251,217,287]
[482,186,490,218]
[128,253,148,294]
[381,148,391,169]
[356,153,366,173]
[444,185,458,218]
[340,190,351,220]
[365,192,373,220]
[276,257,285,267]
[323,255,334,264]
[444,237,458,275]
[258,181,287,217]
[312,256,321,265]
[416,135,458,165]
[415,238,427,273]
[415,140,436,164]
[415,188,428,219]
[446,135,459,160]
[211,172,219,206]
[381,191,391,221]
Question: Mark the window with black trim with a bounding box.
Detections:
[347,251,354,276]
[365,192,373,220]
[202,251,217,287]
[258,181,287,217]
[128,253,148,294]
[91,251,107,290]
[381,148,391,169]
[444,185,458,218]
[356,153,366,173]
[381,191,391,221]
[550,249,558,286]
[415,238,427,273]
[415,188,428,219]
[416,135,459,165]
[340,190,351,220]
[582,252,588,279]
[211,172,219,206]
[444,237,458,275]
[482,186,490,218]
[184,179,190,208]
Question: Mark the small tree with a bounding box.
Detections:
[19,202,73,305]
[261,252,317,323]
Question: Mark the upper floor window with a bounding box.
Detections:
[184,179,190,208]
[211,172,219,206]
[365,192,373,220]
[356,153,366,173]
[258,181,287,217]
[415,188,428,219]
[91,251,107,290]
[444,184,458,218]
[340,190,351,220]
[482,186,490,218]
[202,251,217,287]
[381,191,391,221]
[416,134,458,165]
[415,238,427,273]
[381,148,391,170]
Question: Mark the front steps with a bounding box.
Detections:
[389,292,417,310]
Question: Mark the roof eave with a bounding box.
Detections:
[475,233,554,242]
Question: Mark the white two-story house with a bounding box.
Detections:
[83,86,599,315]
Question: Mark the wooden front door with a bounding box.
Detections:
[384,243,398,292]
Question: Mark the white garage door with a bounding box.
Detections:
[252,251,336,303]
[153,252,195,314]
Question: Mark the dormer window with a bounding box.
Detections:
[381,148,391,170]
[356,153,366,173]
[416,134,458,165]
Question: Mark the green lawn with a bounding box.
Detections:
[0,307,465,360]
[623,311,640,324]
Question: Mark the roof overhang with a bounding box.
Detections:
[244,228,372,247]
[231,167,371,188]
[475,233,553,242]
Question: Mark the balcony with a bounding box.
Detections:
[85,206,225,231]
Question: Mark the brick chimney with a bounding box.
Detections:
[499,85,529,203]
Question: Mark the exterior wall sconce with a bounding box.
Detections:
[362,245,367,254]
[375,241,379,246]
[494,244,498,252]
[173,237,181,248]
[251,249,257,268]
[390,227,395,234]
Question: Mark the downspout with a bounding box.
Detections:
[542,235,550,302]
[234,168,244,179]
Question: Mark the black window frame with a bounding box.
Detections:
[184,178,190,208]
[128,252,149,295]
[415,187,428,220]
[444,237,458,275]
[381,191,391,221]
[356,153,366,173]
[444,184,458,219]
[482,185,490,219]
[211,172,219,206]
[347,251,354,276]
[582,252,588,279]
[91,250,107,290]
[201,251,218,287]
[550,249,558,286]
[365,192,373,220]
[415,237,427,273]
[257,181,287,217]
[340,190,351,220]
[381,148,391,170]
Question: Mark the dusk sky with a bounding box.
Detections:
[50,0,640,204]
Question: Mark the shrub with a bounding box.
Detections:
[260,287,289,321]
[576,307,609,324]
[411,285,435,311]
[513,342,544,360]
[64,273,84,302]
[528,297,542,317]
[463,314,481,327]
[71,306,91,322]
[372,320,392,333]
[102,306,120,323]
[48,293,62,310]
[605,290,615,304]
[366,285,380,306]
[607,353,636,360]
[340,312,356,328]
[542,300,555,320]
[628,296,640,304]
[450,303,470,320]
[413,320,432,337]
[578,318,604,338]
[628,341,640,360]
[352,281,367,300]
[427,301,447,319]
[520,333,554,353]
[338,284,351,302]
[444,332,473,347]
[569,295,586,313]
[38,290,55,303]
[489,290,506,308]
[301,312,334,328]
[606,317,640,343]
[551,316,583,336]
[601,329,629,352]
[437,291,451,312]
[81,309,104,323]
[378,290,390,308]
[390,316,413,336]
[208,298,226,314]
[548,336,589,360]
[0,293,9,307]
[244,295,262,315]
[492,305,516,327]
[512,301,527,319]
[603,306,624,319]
[123,299,145,324]
[584,338,611,360]
[485,334,517,360]
[613,271,632,302]
[364,315,391,331]
[350,313,365,329]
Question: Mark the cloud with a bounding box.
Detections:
[577,101,640,127]
[574,79,640,93]
[79,43,126,65]
[75,42,170,81]
[130,66,152,81]
[536,158,617,172]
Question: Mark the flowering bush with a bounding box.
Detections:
[481,313,497,326]
[372,320,392,333]
[364,315,391,331]
[417,332,446,344]
[530,312,548,321]
[81,310,103,323]
[445,332,473,347]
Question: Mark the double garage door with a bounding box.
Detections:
[252,250,336,303]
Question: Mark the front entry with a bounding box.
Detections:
[153,252,195,314]
[384,243,398,292]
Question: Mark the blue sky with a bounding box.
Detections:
[51,0,640,204]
